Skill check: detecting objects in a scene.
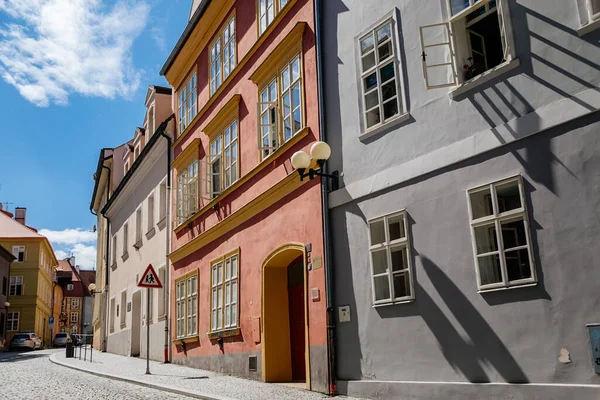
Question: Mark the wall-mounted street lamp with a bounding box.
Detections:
[88,283,100,296]
[4,301,10,309]
[291,141,339,191]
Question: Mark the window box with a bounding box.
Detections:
[172,335,199,344]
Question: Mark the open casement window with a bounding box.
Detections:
[588,0,600,21]
[420,0,515,89]
[12,246,25,262]
[201,154,221,201]
[177,160,199,224]
[467,176,536,291]
[258,101,279,160]
[368,211,414,305]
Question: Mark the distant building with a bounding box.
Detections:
[0,243,15,348]
[78,270,95,336]
[56,257,89,335]
[0,206,58,347]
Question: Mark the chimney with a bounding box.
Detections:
[68,256,76,267]
[15,207,26,225]
[75,265,80,274]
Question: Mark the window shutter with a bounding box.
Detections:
[419,22,458,89]
[496,0,515,61]
[257,102,279,158]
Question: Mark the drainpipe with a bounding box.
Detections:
[159,115,174,363]
[101,165,111,352]
[314,0,336,394]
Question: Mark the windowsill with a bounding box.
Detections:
[372,298,415,308]
[359,112,412,141]
[450,58,521,99]
[121,252,129,262]
[172,335,199,344]
[133,240,143,250]
[207,327,241,340]
[145,227,156,240]
[157,216,167,231]
[577,18,600,36]
[158,314,167,322]
[174,127,310,233]
[109,328,115,333]
[120,323,126,329]
[110,262,117,271]
[477,281,537,294]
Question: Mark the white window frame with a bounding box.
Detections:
[71,299,79,309]
[368,211,415,305]
[7,312,19,331]
[211,253,239,332]
[175,273,198,338]
[111,235,117,265]
[356,10,408,135]
[257,54,303,160]
[258,0,289,35]
[419,0,515,90]
[124,160,130,175]
[135,207,142,245]
[587,0,600,21]
[207,119,239,199]
[12,246,25,263]
[70,312,79,323]
[123,223,129,255]
[147,193,155,232]
[178,72,198,135]
[120,291,127,328]
[67,283,74,291]
[177,160,199,224]
[9,276,23,296]
[467,175,537,291]
[210,16,236,96]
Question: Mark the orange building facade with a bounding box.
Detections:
[162,0,329,392]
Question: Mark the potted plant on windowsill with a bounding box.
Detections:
[463,57,477,80]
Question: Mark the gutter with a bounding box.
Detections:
[314,0,337,394]
[160,0,212,76]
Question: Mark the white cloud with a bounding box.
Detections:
[39,228,96,245]
[151,26,166,51]
[54,249,68,260]
[71,243,96,270]
[0,0,150,107]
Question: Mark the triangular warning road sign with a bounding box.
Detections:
[138,264,162,288]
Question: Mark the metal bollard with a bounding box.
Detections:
[84,343,87,361]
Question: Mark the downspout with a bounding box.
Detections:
[159,115,174,363]
[100,165,111,352]
[314,0,336,394]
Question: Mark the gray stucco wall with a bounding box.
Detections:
[323,0,600,397]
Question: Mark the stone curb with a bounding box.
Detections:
[49,352,235,400]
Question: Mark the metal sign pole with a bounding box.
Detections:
[146,287,151,375]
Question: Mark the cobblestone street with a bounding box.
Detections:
[0,349,194,400]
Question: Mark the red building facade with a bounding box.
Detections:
[162,0,329,392]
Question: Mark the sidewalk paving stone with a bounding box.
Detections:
[50,348,365,400]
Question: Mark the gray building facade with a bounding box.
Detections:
[322,0,600,399]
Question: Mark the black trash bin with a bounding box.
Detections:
[65,341,74,358]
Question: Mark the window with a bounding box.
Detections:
[12,246,25,262]
[111,235,117,265]
[9,276,23,296]
[135,208,142,245]
[178,73,197,134]
[147,194,154,231]
[368,211,414,304]
[177,160,199,224]
[120,291,127,327]
[123,223,129,255]
[110,298,116,333]
[467,176,536,290]
[158,181,167,223]
[210,16,236,95]
[175,273,198,338]
[211,253,239,332]
[70,312,78,323]
[71,299,79,309]
[124,160,130,175]
[134,144,140,160]
[420,0,515,89]
[258,0,289,34]
[67,284,74,291]
[158,267,167,317]
[207,120,239,198]
[588,0,600,21]
[258,55,303,159]
[7,312,19,331]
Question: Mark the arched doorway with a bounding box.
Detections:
[262,243,310,389]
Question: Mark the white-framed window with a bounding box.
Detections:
[177,160,199,224]
[7,312,19,331]
[71,299,79,309]
[134,144,141,160]
[206,120,239,199]
[158,180,167,223]
[211,253,239,332]
[111,235,117,265]
[467,176,536,291]
[135,207,142,244]
[147,193,154,231]
[178,73,198,135]
[120,291,127,327]
[258,54,303,160]
[124,160,130,175]
[368,211,414,304]
[67,283,74,291]
[210,16,236,95]
[123,223,129,255]
[587,0,600,21]
[12,246,25,262]
[70,312,79,323]
[258,0,289,34]
[175,273,198,338]
[419,0,515,89]
[357,14,406,132]
[9,276,23,296]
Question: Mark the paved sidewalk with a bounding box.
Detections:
[50,349,364,400]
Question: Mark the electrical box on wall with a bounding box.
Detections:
[339,305,351,323]
[587,323,600,374]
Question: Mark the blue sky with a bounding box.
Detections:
[0,0,191,268]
